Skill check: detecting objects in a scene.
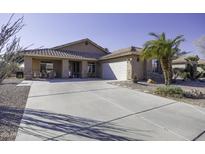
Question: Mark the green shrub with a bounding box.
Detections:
[155,86,184,98]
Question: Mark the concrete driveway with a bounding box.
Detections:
[16,79,205,141]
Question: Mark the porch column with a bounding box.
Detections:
[127,58,132,80]
[24,56,33,80]
[62,59,69,78]
[81,61,88,78]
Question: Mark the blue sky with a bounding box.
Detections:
[0,13,205,57]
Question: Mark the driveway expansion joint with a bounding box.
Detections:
[192,130,205,141]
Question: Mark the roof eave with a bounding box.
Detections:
[99,52,140,61]
[52,38,110,54]
[23,53,98,61]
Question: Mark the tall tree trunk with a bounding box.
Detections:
[160,58,170,85]
[168,58,173,84]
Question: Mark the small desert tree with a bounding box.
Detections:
[184,55,201,80]
[0,15,24,83]
[174,55,203,80]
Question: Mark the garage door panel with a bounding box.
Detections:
[102,61,127,80]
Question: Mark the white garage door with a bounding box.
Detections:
[102,61,127,80]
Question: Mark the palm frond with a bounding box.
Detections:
[171,35,185,44]
[160,32,166,41]
[142,32,185,61]
[148,32,160,39]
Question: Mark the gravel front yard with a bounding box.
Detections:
[109,80,205,108]
[0,78,30,141]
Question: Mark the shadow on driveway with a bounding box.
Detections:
[0,106,143,141]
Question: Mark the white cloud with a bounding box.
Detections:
[193,35,205,57]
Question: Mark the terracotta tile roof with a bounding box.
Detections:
[22,46,144,61]
[22,49,101,60]
[99,46,142,60]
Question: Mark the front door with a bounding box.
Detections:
[69,61,80,78]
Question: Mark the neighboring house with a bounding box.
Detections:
[172,56,205,71]
[23,38,152,80]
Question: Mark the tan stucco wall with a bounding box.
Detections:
[81,61,88,78]
[62,59,69,78]
[32,59,40,77]
[24,56,33,80]
[131,56,145,80]
[127,60,132,80]
[60,41,107,56]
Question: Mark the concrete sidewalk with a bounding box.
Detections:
[15,79,205,141]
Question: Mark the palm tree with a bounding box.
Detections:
[142,32,185,85]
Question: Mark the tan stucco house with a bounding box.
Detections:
[23,38,152,80]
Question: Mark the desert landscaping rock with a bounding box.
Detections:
[0,78,30,141]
